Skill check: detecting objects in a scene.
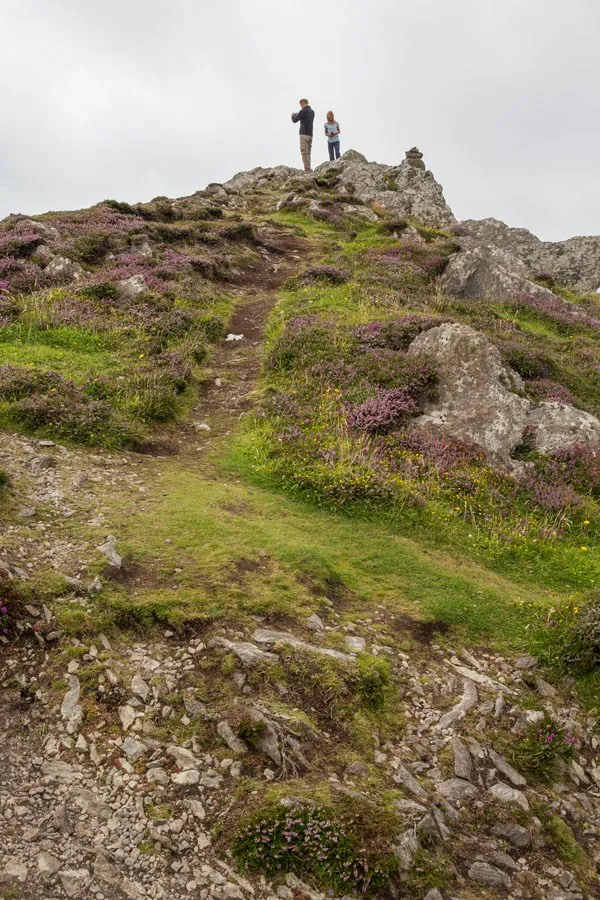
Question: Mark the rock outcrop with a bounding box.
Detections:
[222,148,455,228]
[459,218,600,294]
[315,149,455,228]
[407,323,600,462]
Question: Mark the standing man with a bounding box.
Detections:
[291,99,315,173]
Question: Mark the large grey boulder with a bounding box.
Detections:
[527,402,600,454]
[459,217,600,294]
[407,323,529,462]
[222,149,455,227]
[407,323,600,462]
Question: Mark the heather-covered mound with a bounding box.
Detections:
[0,196,283,448]
[0,150,599,900]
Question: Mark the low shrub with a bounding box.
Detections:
[536,444,600,497]
[506,714,576,781]
[72,231,114,264]
[300,265,349,284]
[376,218,408,234]
[0,365,64,401]
[232,802,398,896]
[347,388,420,433]
[543,590,600,674]
[501,343,557,380]
[268,317,339,371]
[219,222,256,242]
[511,291,600,331]
[527,379,574,405]
[199,314,226,341]
[13,390,143,448]
[353,315,447,351]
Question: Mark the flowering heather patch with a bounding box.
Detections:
[353,349,435,395]
[268,316,338,371]
[347,388,419,433]
[299,265,349,284]
[388,428,487,475]
[527,379,574,405]
[536,444,600,497]
[0,293,19,323]
[232,803,398,895]
[45,207,145,237]
[507,715,576,782]
[353,315,449,351]
[0,229,43,258]
[13,389,143,448]
[0,257,47,294]
[527,479,582,513]
[544,590,600,674]
[500,342,558,380]
[0,365,64,400]
[375,241,453,278]
[511,291,600,330]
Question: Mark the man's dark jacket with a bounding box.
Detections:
[291,106,315,136]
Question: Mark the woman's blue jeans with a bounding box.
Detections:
[328,141,341,160]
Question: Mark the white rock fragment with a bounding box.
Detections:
[118,705,137,731]
[98,534,122,568]
[488,781,530,812]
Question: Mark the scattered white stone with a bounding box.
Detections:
[119,705,137,731]
[167,744,199,769]
[346,635,366,653]
[131,674,150,701]
[436,678,478,730]
[488,747,527,787]
[437,778,479,802]
[122,736,147,763]
[449,662,517,695]
[2,857,28,883]
[172,769,200,786]
[217,720,249,754]
[98,534,122,568]
[488,781,530,812]
[38,852,61,880]
[59,868,91,897]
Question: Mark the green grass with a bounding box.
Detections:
[0,331,120,380]
[54,461,556,655]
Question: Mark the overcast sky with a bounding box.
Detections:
[1,0,598,240]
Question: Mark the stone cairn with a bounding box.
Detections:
[405,146,426,170]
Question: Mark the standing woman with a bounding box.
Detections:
[324,111,341,160]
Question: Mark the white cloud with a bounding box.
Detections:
[1,0,598,238]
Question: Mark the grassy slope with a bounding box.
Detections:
[2,189,599,896]
[4,199,597,696]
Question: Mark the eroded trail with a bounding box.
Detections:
[0,232,318,900]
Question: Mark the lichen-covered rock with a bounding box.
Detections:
[407,323,529,462]
[117,274,146,299]
[318,150,455,227]
[527,402,600,453]
[459,217,600,294]
[45,255,84,283]
[222,150,455,227]
[407,323,600,461]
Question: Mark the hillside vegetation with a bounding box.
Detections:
[0,155,599,900]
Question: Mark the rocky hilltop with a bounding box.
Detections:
[0,150,599,900]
